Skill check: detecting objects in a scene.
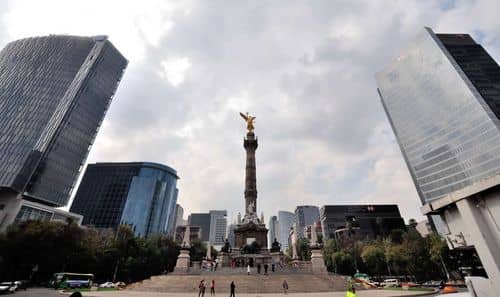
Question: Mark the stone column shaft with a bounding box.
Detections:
[244,132,258,214]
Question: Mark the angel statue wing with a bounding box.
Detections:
[240,112,248,121]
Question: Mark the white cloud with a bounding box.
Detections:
[159,57,192,86]
[1,0,499,223]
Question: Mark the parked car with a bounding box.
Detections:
[99,282,115,288]
[422,280,444,288]
[0,282,16,294]
[15,280,28,290]
[114,282,126,288]
[382,279,400,287]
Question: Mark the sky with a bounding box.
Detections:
[1,0,500,223]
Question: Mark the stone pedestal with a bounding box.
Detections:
[234,221,268,249]
[219,252,230,267]
[311,248,327,274]
[173,248,190,274]
[270,252,282,264]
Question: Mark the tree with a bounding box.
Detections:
[296,238,311,261]
[322,239,339,272]
[386,244,409,276]
[361,243,386,276]
[189,239,207,261]
[332,251,355,275]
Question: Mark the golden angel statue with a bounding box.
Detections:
[239,112,256,132]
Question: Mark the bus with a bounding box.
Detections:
[51,272,94,289]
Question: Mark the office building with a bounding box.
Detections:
[415,219,432,237]
[209,210,227,246]
[268,215,278,248]
[304,221,323,242]
[175,225,201,244]
[320,204,405,240]
[188,213,211,242]
[294,205,320,238]
[376,27,500,293]
[277,211,295,251]
[0,35,127,230]
[173,204,185,229]
[70,162,179,237]
[226,223,236,247]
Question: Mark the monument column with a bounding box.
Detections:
[244,131,258,215]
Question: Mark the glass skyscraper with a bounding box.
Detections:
[277,211,295,252]
[268,215,278,248]
[294,205,320,238]
[376,27,500,204]
[0,35,127,229]
[70,162,179,237]
[376,27,500,294]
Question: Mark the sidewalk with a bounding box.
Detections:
[81,289,437,297]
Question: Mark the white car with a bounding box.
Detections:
[0,282,16,293]
[99,282,116,288]
[382,279,399,287]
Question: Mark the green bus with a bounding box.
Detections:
[51,272,94,289]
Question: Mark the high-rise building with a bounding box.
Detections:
[320,205,405,240]
[376,27,500,293]
[165,189,179,235]
[226,223,236,247]
[188,213,211,242]
[0,35,127,230]
[70,162,179,237]
[277,211,295,252]
[209,210,227,246]
[175,225,201,244]
[268,215,278,248]
[294,205,320,238]
[173,204,184,229]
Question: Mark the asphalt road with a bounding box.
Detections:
[8,287,65,297]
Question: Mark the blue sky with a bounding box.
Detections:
[0,0,499,223]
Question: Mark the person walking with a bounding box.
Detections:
[198,280,206,297]
[247,264,251,275]
[346,287,356,297]
[230,281,236,297]
[271,263,275,272]
[210,280,215,296]
[264,263,268,275]
[282,280,288,294]
[257,263,261,274]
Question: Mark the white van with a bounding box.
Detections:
[382,279,399,287]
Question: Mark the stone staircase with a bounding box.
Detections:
[127,273,348,293]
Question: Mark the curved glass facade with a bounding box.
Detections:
[0,35,127,206]
[70,162,179,237]
[376,28,500,204]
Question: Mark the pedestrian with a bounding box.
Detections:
[230,281,236,297]
[210,262,214,271]
[247,264,251,275]
[282,280,288,294]
[264,263,268,275]
[210,280,215,296]
[215,258,219,271]
[198,279,206,297]
[257,263,261,274]
[271,263,275,272]
[346,287,356,297]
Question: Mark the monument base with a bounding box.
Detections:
[270,251,283,264]
[219,252,230,267]
[173,248,190,274]
[311,248,327,274]
[234,221,268,249]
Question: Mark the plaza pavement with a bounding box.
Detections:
[79,289,439,297]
